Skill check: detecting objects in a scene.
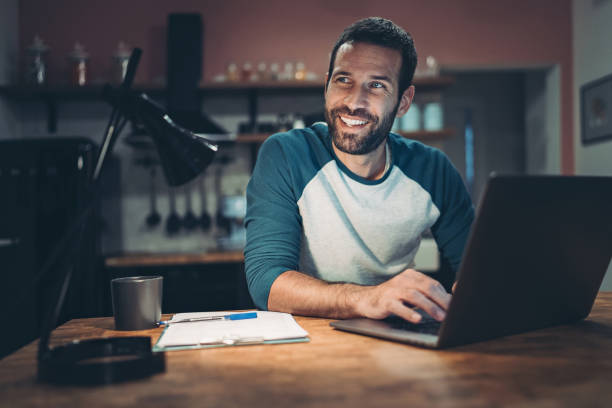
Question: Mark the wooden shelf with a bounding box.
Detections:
[397,128,454,141]
[0,84,165,101]
[0,76,455,100]
[0,76,454,134]
[201,76,454,93]
[105,250,244,268]
[201,80,323,93]
[411,75,455,89]
[236,133,271,143]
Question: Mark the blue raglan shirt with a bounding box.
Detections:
[244,123,474,310]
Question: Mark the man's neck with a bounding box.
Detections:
[333,140,388,180]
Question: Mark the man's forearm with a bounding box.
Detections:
[267,270,368,319]
[267,268,453,323]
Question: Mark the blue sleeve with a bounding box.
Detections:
[429,150,474,274]
[244,135,302,310]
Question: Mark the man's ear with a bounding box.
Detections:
[396,85,415,117]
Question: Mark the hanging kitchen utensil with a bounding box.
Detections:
[198,175,211,231]
[145,167,161,228]
[215,156,231,234]
[165,187,181,235]
[182,183,198,231]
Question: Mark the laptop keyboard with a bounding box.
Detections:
[383,315,441,335]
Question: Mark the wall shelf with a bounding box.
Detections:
[396,128,455,142]
[105,250,244,268]
[199,76,454,93]
[235,133,271,143]
[0,76,454,100]
[0,76,454,133]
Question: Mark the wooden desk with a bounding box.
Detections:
[2,293,612,407]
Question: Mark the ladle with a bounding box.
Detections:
[182,183,198,231]
[165,187,181,235]
[198,176,212,231]
[145,167,161,227]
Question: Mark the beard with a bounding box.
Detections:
[325,103,398,155]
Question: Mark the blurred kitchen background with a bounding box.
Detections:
[1,0,611,357]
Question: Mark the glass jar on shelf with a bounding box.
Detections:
[241,62,254,82]
[112,41,131,83]
[25,35,49,85]
[69,42,89,86]
[423,102,443,131]
[269,62,280,81]
[401,104,421,132]
[227,62,240,82]
[293,114,305,129]
[280,62,294,81]
[257,62,267,82]
[294,62,306,81]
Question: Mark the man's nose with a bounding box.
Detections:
[343,85,369,112]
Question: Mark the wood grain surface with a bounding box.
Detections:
[1,293,612,407]
[105,251,244,268]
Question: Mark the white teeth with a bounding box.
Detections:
[340,116,367,126]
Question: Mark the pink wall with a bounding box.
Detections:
[19,0,574,173]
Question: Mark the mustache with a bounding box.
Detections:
[331,106,378,124]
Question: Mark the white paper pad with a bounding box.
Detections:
[156,311,309,348]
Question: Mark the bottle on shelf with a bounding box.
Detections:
[295,62,306,81]
[279,62,294,81]
[401,104,421,132]
[113,41,131,83]
[423,102,443,131]
[25,35,49,85]
[69,42,89,87]
[241,62,254,82]
[269,62,280,81]
[227,62,240,82]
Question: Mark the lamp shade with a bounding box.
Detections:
[134,93,218,186]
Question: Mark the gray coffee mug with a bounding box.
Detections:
[111,276,163,330]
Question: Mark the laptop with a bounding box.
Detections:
[330,175,612,348]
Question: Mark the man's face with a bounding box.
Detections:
[325,41,409,155]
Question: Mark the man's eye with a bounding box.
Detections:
[336,77,350,84]
[371,82,385,89]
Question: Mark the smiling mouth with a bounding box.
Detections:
[339,115,369,127]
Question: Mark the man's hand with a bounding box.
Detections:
[352,269,451,323]
[267,269,451,322]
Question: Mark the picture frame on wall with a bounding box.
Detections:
[581,73,612,145]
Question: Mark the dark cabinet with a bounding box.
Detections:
[0,138,101,357]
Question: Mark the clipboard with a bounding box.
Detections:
[153,311,309,352]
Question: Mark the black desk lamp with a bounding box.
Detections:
[36,48,218,385]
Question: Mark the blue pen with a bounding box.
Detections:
[157,312,257,326]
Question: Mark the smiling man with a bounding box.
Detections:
[244,17,474,323]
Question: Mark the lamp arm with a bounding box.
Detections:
[92,114,128,183]
[36,197,96,359]
[92,48,142,184]
[37,101,129,357]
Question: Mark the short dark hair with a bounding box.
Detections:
[326,17,418,100]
